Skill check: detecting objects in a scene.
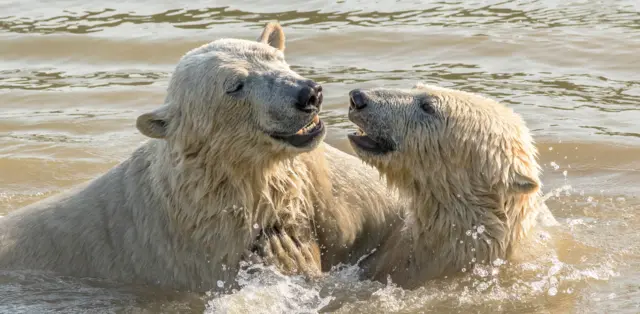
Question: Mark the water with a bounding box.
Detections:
[1,0,639,313]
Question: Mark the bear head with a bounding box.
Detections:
[346,82,541,207]
[136,22,326,167]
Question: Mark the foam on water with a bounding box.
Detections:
[199,221,620,313]
[205,262,333,314]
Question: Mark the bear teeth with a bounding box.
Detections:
[296,119,318,135]
[356,128,367,136]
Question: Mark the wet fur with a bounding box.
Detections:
[0,23,404,292]
[348,83,558,288]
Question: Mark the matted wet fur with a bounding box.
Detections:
[345,83,558,288]
[0,23,404,292]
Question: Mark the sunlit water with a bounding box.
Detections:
[1,0,639,313]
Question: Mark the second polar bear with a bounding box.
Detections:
[346,83,558,288]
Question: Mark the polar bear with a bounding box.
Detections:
[345,83,558,288]
[0,23,404,292]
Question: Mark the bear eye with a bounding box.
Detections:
[419,97,436,115]
[226,82,244,95]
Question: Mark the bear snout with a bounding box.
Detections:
[349,89,367,111]
[295,81,323,113]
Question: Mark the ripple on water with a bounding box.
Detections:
[0,0,639,313]
[1,1,639,34]
[0,68,168,91]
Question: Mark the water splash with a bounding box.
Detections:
[542,184,573,202]
[205,263,332,314]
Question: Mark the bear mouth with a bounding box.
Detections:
[270,115,325,148]
[347,127,394,155]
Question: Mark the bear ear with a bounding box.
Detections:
[257,22,286,52]
[136,105,170,139]
[509,169,540,195]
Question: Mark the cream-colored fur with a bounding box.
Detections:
[346,83,558,288]
[0,23,404,292]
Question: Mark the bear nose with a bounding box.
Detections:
[349,89,367,110]
[295,81,323,113]
[308,80,323,93]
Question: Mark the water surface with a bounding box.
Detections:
[1,0,639,313]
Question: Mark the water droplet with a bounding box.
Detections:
[474,267,489,277]
[548,287,557,296]
[477,225,485,234]
[461,268,467,272]
[471,258,476,263]
[548,147,553,151]
[460,240,464,244]
[562,170,568,177]
[217,280,224,288]
[472,232,478,240]
[466,230,472,236]
[253,223,260,229]
[471,248,476,252]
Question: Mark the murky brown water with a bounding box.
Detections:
[1,0,639,313]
